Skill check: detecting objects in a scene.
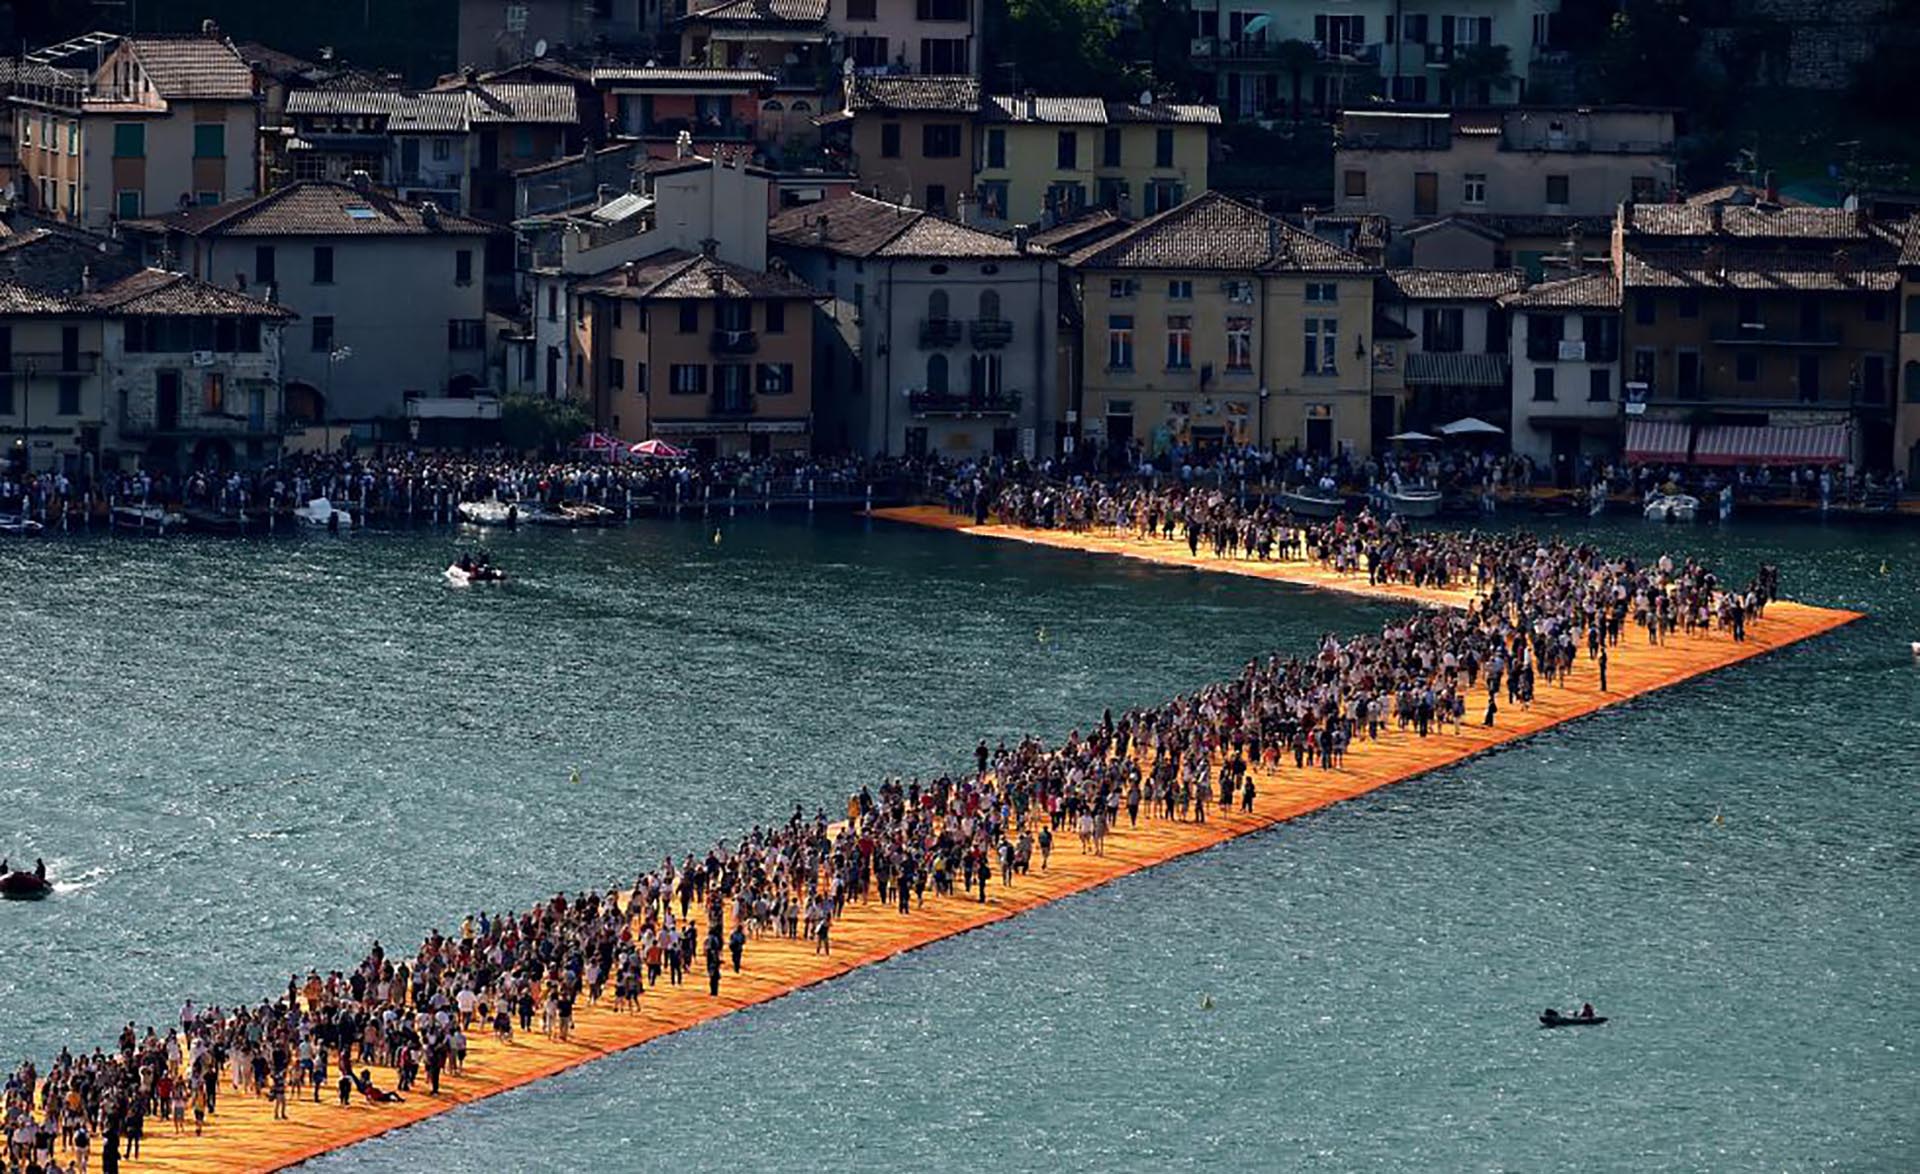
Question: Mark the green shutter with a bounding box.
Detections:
[194,123,225,159]
[113,123,145,158]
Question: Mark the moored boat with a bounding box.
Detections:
[457,500,518,527]
[293,497,353,531]
[1539,1009,1608,1028]
[1279,488,1346,518]
[1383,487,1444,518]
[110,504,186,533]
[1643,492,1699,523]
[0,513,44,535]
[0,869,50,900]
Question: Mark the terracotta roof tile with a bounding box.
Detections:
[684,0,828,23]
[591,67,774,86]
[844,75,979,114]
[1622,245,1898,293]
[87,269,294,317]
[286,82,576,131]
[1105,101,1221,125]
[983,95,1107,124]
[768,193,1029,259]
[127,35,254,101]
[129,181,500,238]
[0,281,88,315]
[1385,268,1527,301]
[1068,192,1371,274]
[1498,270,1621,310]
[1026,209,1127,252]
[1626,203,1893,242]
[577,250,822,300]
[1901,220,1920,269]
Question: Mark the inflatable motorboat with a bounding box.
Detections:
[445,562,507,586]
[1643,492,1699,523]
[0,869,51,900]
[1539,1008,1608,1028]
[293,497,353,531]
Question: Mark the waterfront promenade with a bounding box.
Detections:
[118,514,1857,1173]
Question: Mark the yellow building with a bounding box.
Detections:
[573,249,824,458]
[1068,192,1381,458]
[974,96,1218,228]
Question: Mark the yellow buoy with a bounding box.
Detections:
[569,768,581,786]
[1201,994,1214,1011]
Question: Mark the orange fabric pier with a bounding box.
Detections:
[132,508,1858,1173]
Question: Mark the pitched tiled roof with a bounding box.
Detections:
[286,82,576,131]
[591,67,774,86]
[1625,204,1892,243]
[1402,215,1506,244]
[844,75,979,114]
[1903,221,1920,270]
[1621,245,1898,292]
[1499,270,1621,310]
[984,95,1108,124]
[129,181,499,238]
[768,193,1030,259]
[1106,101,1221,125]
[0,282,89,315]
[127,35,254,100]
[1684,183,1808,210]
[1385,268,1527,301]
[87,269,295,317]
[0,227,142,295]
[1068,192,1372,274]
[683,0,828,23]
[1027,209,1127,252]
[577,250,822,300]
[1296,213,1390,254]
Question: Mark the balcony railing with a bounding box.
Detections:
[919,318,963,348]
[909,390,1021,416]
[710,391,756,416]
[710,329,758,355]
[969,318,1013,348]
[8,353,99,375]
[1190,37,1380,66]
[1708,321,1842,347]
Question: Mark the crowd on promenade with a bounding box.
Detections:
[0,474,1785,1170]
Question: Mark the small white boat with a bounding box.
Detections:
[558,501,619,527]
[1643,492,1699,523]
[444,562,507,586]
[1383,487,1443,518]
[0,513,43,535]
[293,497,353,530]
[1280,488,1346,518]
[111,504,186,533]
[457,500,518,527]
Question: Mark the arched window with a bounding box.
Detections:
[791,100,812,112]
[978,289,1000,321]
[928,289,949,322]
[927,353,949,394]
[762,100,784,112]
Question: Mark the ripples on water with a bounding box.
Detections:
[0,514,1914,1171]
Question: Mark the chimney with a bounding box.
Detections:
[463,66,478,85]
[1763,170,1778,206]
[623,261,639,287]
[201,18,220,37]
[957,192,975,226]
[1703,242,1727,285]
[1024,90,1036,121]
[1013,224,1029,253]
[812,213,828,245]
[235,272,247,291]
[675,129,693,160]
[708,268,725,293]
[421,200,440,229]
[700,236,718,258]
[1708,200,1722,235]
[350,169,371,195]
[1853,206,1870,235]
[1832,246,1853,282]
[80,264,94,295]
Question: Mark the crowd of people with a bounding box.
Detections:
[0,472,1783,1171]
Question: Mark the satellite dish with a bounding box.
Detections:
[533,39,548,59]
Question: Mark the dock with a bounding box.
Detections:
[130,507,1860,1172]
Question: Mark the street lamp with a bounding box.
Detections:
[1258,385,1270,451]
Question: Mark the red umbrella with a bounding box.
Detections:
[630,438,689,459]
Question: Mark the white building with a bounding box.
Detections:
[1501,268,1622,474]
[1378,267,1523,430]
[769,193,1059,458]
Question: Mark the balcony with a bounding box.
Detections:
[908,390,1020,416]
[919,318,963,348]
[710,329,758,355]
[1708,321,1842,347]
[969,318,1013,349]
[1190,37,1380,67]
[710,391,756,416]
[8,353,100,375]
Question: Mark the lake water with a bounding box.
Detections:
[0,511,1913,1170]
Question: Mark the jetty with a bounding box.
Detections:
[126,509,1858,1173]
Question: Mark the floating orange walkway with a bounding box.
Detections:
[136,508,1859,1172]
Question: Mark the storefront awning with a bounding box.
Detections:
[1624,418,1691,463]
[1404,352,1508,388]
[1693,423,1849,467]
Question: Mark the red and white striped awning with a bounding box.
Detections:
[1693,423,1850,467]
[1624,419,1691,463]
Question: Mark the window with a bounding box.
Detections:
[254,246,276,285]
[669,364,707,394]
[1045,182,1085,216]
[925,184,947,215]
[978,181,1008,220]
[1095,177,1128,212]
[757,362,795,395]
[1165,315,1192,370]
[925,353,949,393]
[313,246,334,285]
[919,37,967,73]
[1533,11,1552,45]
[1109,278,1137,299]
[848,35,888,68]
[978,289,1000,320]
[1103,127,1123,168]
[607,357,625,389]
[67,122,77,156]
[765,300,786,334]
[917,0,967,18]
[1152,128,1175,169]
[1532,367,1556,402]
[679,303,700,333]
[193,123,225,159]
[448,319,485,350]
[433,138,451,162]
[847,0,875,16]
[1631,175,1656,202]
[922,124,961,159]
[201,372,225,414]
[1797,355,1819,402]
[1306,282,1337,304]
[312,316,335,353]
[1545,174,1570,206]
[1866,296,1886,323]
[716,300,751,332]
[58,377,81,416]
[116,190,142,219]
[546,286,559,321]
[880,123,901,159]
[927,289,950,322]
[455,249,473,286]
[1226,317,1253,370]
[1635,296,1655,326]
[66,182,76,217]
[1343,170,1367,199]
[1422,307,1464,353]
[1057,130,1078,170]
[113,123,145,158]
[1143,179,1183,215]
[1107,314,1134,369]
[1303,317,1338,375]
[985,128,1006,169]
[1588,369,1611,402]
[1677,350,1701,398]
[611,300,623,330]
[1677,290,1699,319]
[1167,279,1192,300]
[1463,173,1487,205]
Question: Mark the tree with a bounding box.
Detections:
[1273,39,1319,121]
[498,394,589,455]
[995,0,1123,98]
[1447,44,1512,104]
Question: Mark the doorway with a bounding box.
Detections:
[156,370,181,431]
[1413,172,1438,217]
[1306,414,1333,456]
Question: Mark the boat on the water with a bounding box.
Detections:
[558,501,619,526]
[444,562,507,586]
[0,868,50,900]
[110,504,186,533]
[0,513,44,535]
[1539,1009,1608,1028]
[457,500,518,527]
[1382,487,1443,518]
[1279,488,1346,518]
[1643,492,1699,523]
[293,497,353,530]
